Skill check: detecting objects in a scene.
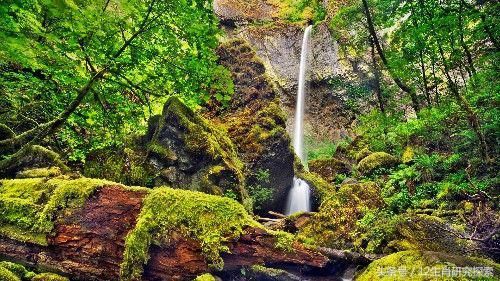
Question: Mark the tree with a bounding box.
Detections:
[0,0,233,163]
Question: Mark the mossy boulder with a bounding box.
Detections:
[146,97,249,208]
[355,250,500,281]
[393,215,481,258]
[213,39,294,214]
[357,152,400,175]
[299,181,384,248]
[308,158,351,183]
[355,148,372,163]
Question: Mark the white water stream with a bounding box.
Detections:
[285,25,313,215]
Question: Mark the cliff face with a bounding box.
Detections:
[213,0,359,145]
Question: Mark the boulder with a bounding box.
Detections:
[393,215,482,258]
[298,182,384,248]
[357,152,399,175]
[308,158,351,183]
[146,97,249,208]
[355,250,499,281]
[85,97,251,209]
[212,39,295,214]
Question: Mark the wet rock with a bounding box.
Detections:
[213,0,277,25]
[212,39,295,214]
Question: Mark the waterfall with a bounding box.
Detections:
[285,25,312,215]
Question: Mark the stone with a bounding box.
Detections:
[357,152,400,175]
[308,158,351,182]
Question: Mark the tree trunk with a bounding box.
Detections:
[370,38,386,114]
[361,0,420,112]
[419,50,431,106]
[0,184,329,281]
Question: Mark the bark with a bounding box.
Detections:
[370,37,386,113]
[0,185,328,281]
[419,50,431,106]
[361,0,420,112]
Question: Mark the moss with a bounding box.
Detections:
[299,182,383,248]
[356,250,500,281]
[0,177,119,244]
[31,273,69,281]
[296,170,334,199]
[271,230,295,252]
[0,266,20,281]
[120,187,260,280]
[308,158,351,183]
[394,214,479,256]
[0,145,69,177]
[0,261,32,280]
[193,273,217,281]
[355,148,372,163]
[357,152,400,175]
[16,167,61,179]
[250,265,290,278]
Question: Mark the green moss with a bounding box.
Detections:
[308,158,351,183]
[194,273,217,281]
[250,265,290,278]
[0,261,32,280]
[356,250,500,281]
[0,266,20,281]
[31,273,69,281]
[271,230,295,252]
[0,177,119,244]
[357,152,400,175]
[16,167,61,179]
[120,187,259,280]
[355,148,372,163]
[299,182,383,248]
[296,170,334,199]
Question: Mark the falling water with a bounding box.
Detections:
[285,25,313,215]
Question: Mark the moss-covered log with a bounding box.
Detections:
[0,177,328,281]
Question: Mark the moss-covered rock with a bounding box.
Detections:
[0,177,119,245]
[357,152,400,175]
[212,39,294,214]
[308,158,351,183]
[148,97,249,209]
[355,148,372,163]
[393,214,480,257]
[355,250,500,281]
[298,181,384,248]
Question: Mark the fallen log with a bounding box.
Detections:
[0,177,328,281]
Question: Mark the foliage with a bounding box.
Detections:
[0,0,233,163]
[0,260,68,281]
[269,0,326,24]
[247,169,274,211]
